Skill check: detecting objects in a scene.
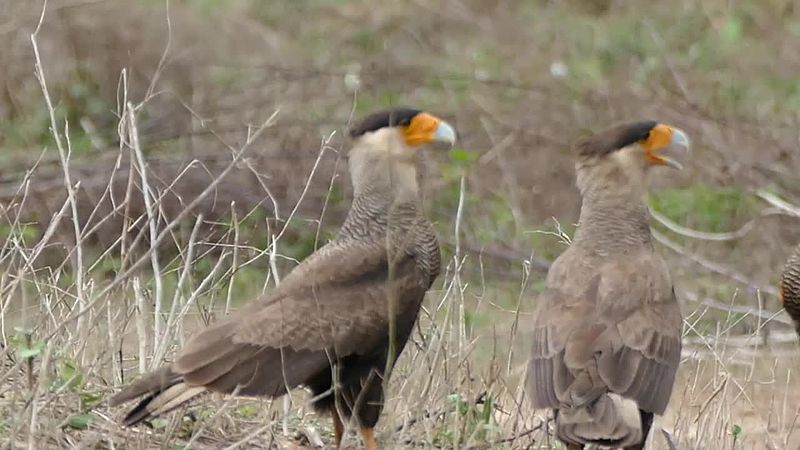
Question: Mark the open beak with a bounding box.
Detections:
[643,124,691,170]
[659,128,690,170]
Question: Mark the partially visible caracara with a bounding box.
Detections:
[527,121,689,450]
[780,244,800,336]
[109,107,457,449]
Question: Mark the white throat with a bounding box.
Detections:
[576,146,648,200]
[348,128,419,201]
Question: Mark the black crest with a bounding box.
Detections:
[349,107,421,138]
[576,120,657,157]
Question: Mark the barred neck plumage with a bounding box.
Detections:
[338,126,441,280]
[341,131,423,241]
[338,185,421,240]
[337,184,440,281]
[572,147,653,255]
[571,191,652,256]
[781,244,800,331]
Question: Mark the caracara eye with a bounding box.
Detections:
[638,129,653,144]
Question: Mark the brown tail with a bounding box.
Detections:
[110,318,333,426]
[109,367,207,426]
[556,393,643,448]
[109,346,330,426]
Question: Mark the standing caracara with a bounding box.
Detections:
[109,107,457,449]
[780,243,800,337]
[527,121,689,449]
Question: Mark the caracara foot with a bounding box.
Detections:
[359,426,377,450]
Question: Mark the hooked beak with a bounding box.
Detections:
[402,112,457,149]
[659,128,690,170]
[431,120,457,148]
[643,124,691,170]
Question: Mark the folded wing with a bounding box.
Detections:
[111,239,429,424]
[529,251,682,415]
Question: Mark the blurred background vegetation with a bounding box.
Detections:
[3,0,799,281]
[2,0,800,448]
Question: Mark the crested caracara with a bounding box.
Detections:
[780,244,800,337]
[109,107,457,450]
[527,121,689,450]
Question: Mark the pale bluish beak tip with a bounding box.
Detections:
[433,121,457,147]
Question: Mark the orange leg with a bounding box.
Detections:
[332,410,344,449]
[360,426,378,450]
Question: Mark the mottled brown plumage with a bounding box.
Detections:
[527,121,689,450]
[109,108,456,449]
[780,243,800,336]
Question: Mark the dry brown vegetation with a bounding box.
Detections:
[1,0,800,448]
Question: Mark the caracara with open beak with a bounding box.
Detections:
[527,121,689,449]
[109,107,456,449]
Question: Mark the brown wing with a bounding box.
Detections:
[111,239,432,425]
[172,238,431,391]
[529,249,682,415]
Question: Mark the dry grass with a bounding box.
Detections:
[1,0,800,448]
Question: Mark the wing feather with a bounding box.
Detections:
[112,236,436,424]
[168,238,430,395]
[528,249,682,414]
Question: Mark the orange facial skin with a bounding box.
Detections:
[402,112,441,146]
[641,124,675,166]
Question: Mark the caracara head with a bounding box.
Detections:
[347,107,456,196]
[574,120,690,195]
[349,107,456,159]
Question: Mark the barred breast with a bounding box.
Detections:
[780,244,800,335]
